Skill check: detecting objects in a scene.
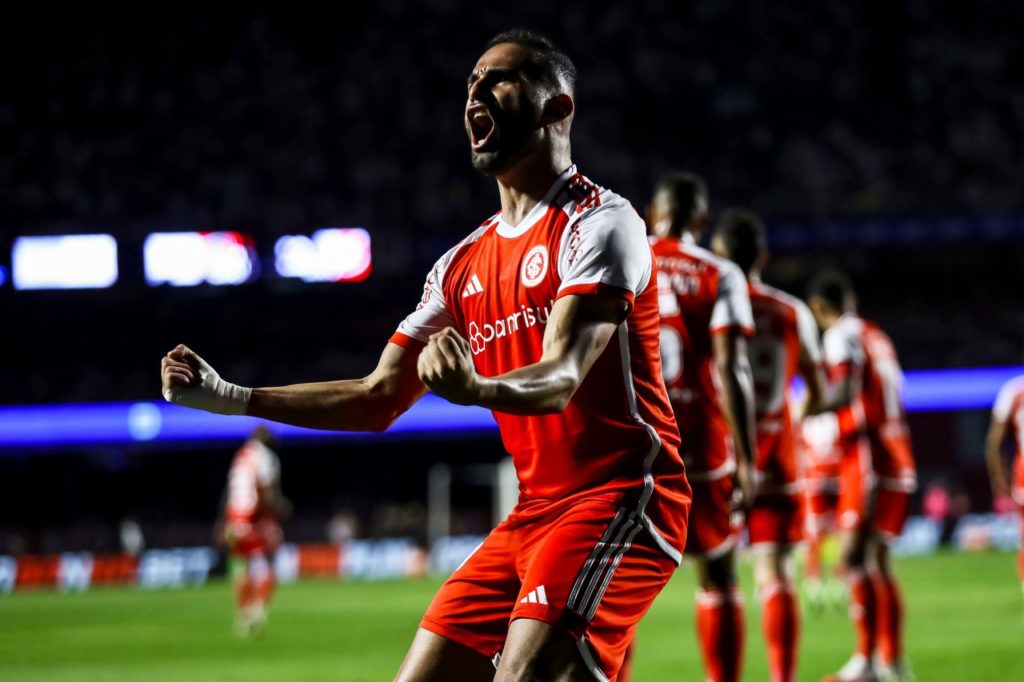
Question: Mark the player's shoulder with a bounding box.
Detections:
[559,172,644,231]
[753,280,806,315]
[1001,374,1024,399]
[431,214,499,281]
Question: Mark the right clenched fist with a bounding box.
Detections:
[160,344,251,415]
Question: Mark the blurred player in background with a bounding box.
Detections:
[221,425,291,637]
[162,30,692,681]
[711,209,827,682]
[808,271,917,682]
[985,372,1024,595]
[647,174,756,682]
[800,411,846,611]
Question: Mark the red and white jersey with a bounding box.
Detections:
[226,439,280,523]
[747,278,821,492]
[993,375,1024,501]
[822,314,916,482]
[799,412,842,492]
[391,166,689,559]
[649,233,754,477]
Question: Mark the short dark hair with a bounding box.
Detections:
[713,208,766,274]
[807,269,855,311]
[654,171,708,219]
[485,30,577,95]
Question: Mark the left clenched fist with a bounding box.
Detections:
[417,327,480,405]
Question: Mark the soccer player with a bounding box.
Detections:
[161,30,691,682]
[710,209,828,682]
[647,175,756,682]
[222,425,290,637]
[800,411,845,612]
[807,271,917,682]
[985,372,1024,595]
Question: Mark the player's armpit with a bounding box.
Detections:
[470,293,625,415]
[246,342,427,432]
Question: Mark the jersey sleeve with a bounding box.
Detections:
[556,198,652,307]
[255,444,280,487]
[993,378,1022,423]
[709,261,755,335]
[390,251,457,348]
[822,320,863,377]
[795,299,822,365]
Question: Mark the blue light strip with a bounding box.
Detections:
[0,365,1021,450]
[0,394,498,449]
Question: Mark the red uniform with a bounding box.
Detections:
[745,278,821,551]
[226,438,283,557]
[391,166,691,679]
[649,233,754,557]
[800,412,843,538]
[992,375,1024,535]
[822,315,917,537]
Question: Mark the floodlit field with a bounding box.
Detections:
[0,552,1019,681]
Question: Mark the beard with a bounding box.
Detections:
[469,110,541,175]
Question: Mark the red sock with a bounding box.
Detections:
[846,570,876,658]
[696,588,745,682]
[256,571,276,606]
[236,575,254,610]
[806,538,822,582]
[761,580,799,682]
[873,573,904,665]
[1018,548,1024,583]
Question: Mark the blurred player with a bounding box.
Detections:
[985,372,1024,595]
[222,425,290,637]
[710,209,827,682]
[807,271,917,682]
[800,411,845,611]
[161,30,691,681]
[648,174,756,682]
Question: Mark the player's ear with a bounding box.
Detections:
[541,93,574,125]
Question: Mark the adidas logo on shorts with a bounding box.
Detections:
[520,585,548,605]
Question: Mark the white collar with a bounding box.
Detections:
[495,164,576,238]
[681,231,698,245]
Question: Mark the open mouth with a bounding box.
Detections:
[467,104,498,151]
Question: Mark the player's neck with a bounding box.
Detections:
[494,152,570,227]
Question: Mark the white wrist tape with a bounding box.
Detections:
[163,353,252,416]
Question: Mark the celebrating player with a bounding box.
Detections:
[221,426,290,637]
[807,271,917,682]
[647,174,756,682]
[710,209,828,682]
[985,372,1024,596]
[161,30,691,682]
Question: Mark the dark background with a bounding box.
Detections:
[1,1,1021,554]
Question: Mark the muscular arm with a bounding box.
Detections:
[797,356,829,418]
[712,329,757,468]
[417,293,626,415]
[805,372,854,416]
[162,342,427,432]
[985,419,1010,499]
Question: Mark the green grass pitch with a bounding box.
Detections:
[0,551,1019,681]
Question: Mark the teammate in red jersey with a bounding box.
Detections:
[221,426,290,637]
[161,30,691,681]
[799,411,845,611]
[711,209,827,682]
[807,271,917,682]
[647,175,756,682]
[985,373,1024,596]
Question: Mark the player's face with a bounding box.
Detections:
[466,43,547,174]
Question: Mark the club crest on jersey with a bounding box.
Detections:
[521,245,548,288]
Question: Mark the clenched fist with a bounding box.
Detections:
[161,344,251,415]
[417,328,480,405]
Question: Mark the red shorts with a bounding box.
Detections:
[836,442,911,537]
[420,498,677,680]
[683,476,740,558]
[227,518,282,558]
[748,493,804,551]
[804,483,839,538]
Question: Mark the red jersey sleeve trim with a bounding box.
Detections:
[557,282,636,308]
[710,323,755,337]
[388,332,426,349]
